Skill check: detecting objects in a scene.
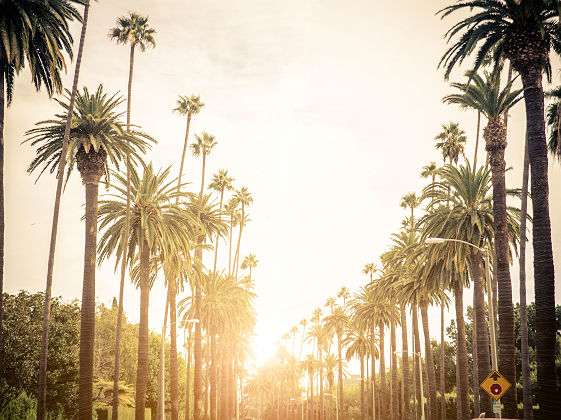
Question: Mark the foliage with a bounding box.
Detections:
[0,291,80,416]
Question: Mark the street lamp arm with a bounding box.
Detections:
[425,237,486,254]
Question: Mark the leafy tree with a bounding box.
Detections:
[0,291,80,417]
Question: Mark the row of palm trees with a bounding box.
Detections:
[2,2,260,419]
[250,50,561,416]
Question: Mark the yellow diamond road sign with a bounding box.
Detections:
[480,369,511,401]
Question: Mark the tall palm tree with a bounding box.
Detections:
[337,287,351,307]
[443,68,523,416]
[109,12,155,129]
[109,12,156,418]
[422,163,521,418]
[98,164,195,419]
[224,199,239,277]
[27,86,153,418]
[342,324,370,419]
[208,169,235,273]
[190,130,217,420]
[301,354,316,420]
[27,1,91,418]
[232,187,253,277]
[439,2,561,415]
[434,122,467,165]
[174,94,205,180]
[191,132,218,197]
[362,262,378,282]
[299,318,308,360]
[241,254,259,282]
[324,305,348,420]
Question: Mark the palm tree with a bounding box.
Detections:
[422,163,521,418]
[26,85,152,418]
[191,131,218,197]
[362,262,378,282]
[443,67,523,416]
[337,287,351,307]
[97,164,195,419]
[232,187,253,277]
[109,12,156,418]
[307,321,328,420]
[301,354,316,420]
[25,1,91,417]
[323,306,348,420]
[299,318,308,360]
[241,254,259,282]
[109,12,155,128]
[224,199,239,276]
[434,122,466,165]
[208,169,235,273]
[190,130,218,420]
[439,2,561,415]
[174,94,205,180]
[187,193,227,420]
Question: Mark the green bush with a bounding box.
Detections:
[0,392,36,420]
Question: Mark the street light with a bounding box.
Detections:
[425,237,498,372]
[395,350,424,420]
[324,393,338,420]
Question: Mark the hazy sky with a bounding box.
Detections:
[5,0,561,368]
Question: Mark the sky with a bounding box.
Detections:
[4,0,561,371]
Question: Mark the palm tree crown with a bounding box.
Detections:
[434,122,466,165]
[109,12,156,51]
[174,94,205,116]
[26,85,153,183]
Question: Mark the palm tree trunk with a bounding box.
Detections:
[228,215,233,276]
[337,333,343,420]
[220,336,230,419]
[400,306,410,420]
[0,65,4,354]
[411,317,416,420]
[170,282,179,420]
[178,113,192,183]
[519,138,534,419]
[234,205,245,278]
[485,121,517,417]
[419,300,437,420]
[453,279,471,420]
[471,294,480,418]
[135,242,151,419]
[360,356,365,420]
[36,4,90,418]
[193,239,204,420]
[473,111,481,167]
[319,346,324,420]
[440,297,446,420]
[185,325,192,420]
[78,179,99,419]
[390,316,398,420]
[199,153,206,198]
[412,306,422,420]
[210,321,217,420]
[309,371,314,420]
[372,332,376,420]
[469,250,491,416]
[212,189,225,274]
[157,293,169,420]
[519,68,558,418]
[379,322,386,415]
